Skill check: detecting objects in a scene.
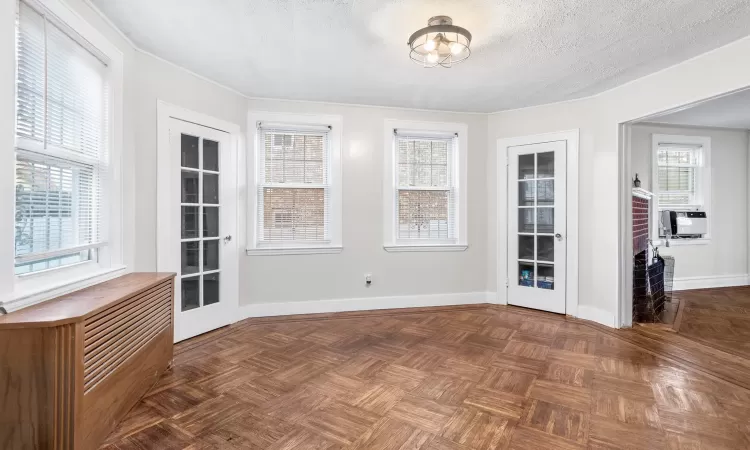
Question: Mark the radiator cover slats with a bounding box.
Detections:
[83,280,172,393]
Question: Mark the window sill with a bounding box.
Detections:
[652,238,711,247]
[383,244,469,253]
[246,246,343,256]
[1,265,128,314]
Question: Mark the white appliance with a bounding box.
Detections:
[660,210,707,238]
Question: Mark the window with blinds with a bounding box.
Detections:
[256,125,330,243]
[395,133,457,242]
[656,144,701,207]
[15,0,109,274]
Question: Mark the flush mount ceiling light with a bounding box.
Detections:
[408,16,472,68]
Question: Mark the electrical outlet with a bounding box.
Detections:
[365,274,372,286]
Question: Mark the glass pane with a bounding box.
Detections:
[181,276,200,311]
[181,241,200,275]
[203,240,219,272]
[203,173,219,204]
[203,207,219,237]
[537,264,554,290]
[518,154,535,180]
[519,235,534,261]
[537,208,554,234]
[181,170,199,203]
[181,206,199,239]
[537,152,554,178]
[518,181,535,206]
[204,273,220,306]
[519,262,534,288]
[181,134,199,169]
[519,208,535,233]
[537,180,554,206]
[397,190,450,240]
[537,236,554,262]
[203,139,219,171]
[263,188,326,241]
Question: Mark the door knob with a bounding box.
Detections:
[555,233,563,241]
[224,235,232,243]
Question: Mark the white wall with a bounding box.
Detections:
[631,123,748,279]
[242,99,488,305]
[132,51,248,271]
[132,59,490,304]
[3,0,489,310]
[5,0,750,324]
[488,35,750,326]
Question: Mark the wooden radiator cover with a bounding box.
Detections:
[0,272,176,450]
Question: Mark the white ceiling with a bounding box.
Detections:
[649,89,750,129]
[90,0,750,112]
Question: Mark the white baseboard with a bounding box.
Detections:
[485,292,501,304]
[673,274,749,291]
[238,291,492,321]
[576,305,616,328]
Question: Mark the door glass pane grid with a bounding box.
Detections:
[180,134,221,311]
[517,151,554,290]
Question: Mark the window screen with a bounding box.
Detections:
[257,126,329,243]
[15,1,109,274]
[656,145,700,207]
[395,134,457,241]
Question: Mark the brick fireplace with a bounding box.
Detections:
[632,188,657,322]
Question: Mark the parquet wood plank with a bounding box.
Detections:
[101,302,750,450]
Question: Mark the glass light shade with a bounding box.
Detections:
[407,16,472,68]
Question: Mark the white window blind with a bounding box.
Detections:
[257,124,330,243]
[395,132,457,241]
[656,144,700,207]
[15,0,109,274]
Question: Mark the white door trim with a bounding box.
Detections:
[156,101,241,339]
[496,130,579,317]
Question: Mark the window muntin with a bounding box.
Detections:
[394,134,457,242]
[14,1,109,274]
[256,127,330,243]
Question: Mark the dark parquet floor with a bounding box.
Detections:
[101,304,750,450]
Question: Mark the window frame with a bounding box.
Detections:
[1,0,125,313]
[246,112,343,255]
[383,119,468,252]
[650,133,711,245]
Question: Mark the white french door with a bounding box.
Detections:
[507,141,567,314]
[160,117,238,342]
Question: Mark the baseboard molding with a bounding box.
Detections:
[576,305,616,328]
[673,274,749,291]
[239,291,492,320]
[485,292,501,304]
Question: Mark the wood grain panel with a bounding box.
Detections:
[83,281,172,392]
[0,273,174,450]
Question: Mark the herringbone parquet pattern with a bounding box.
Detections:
[101,305,750,450]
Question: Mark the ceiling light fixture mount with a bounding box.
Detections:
[408,16,472,68]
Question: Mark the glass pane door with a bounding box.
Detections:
[517,151,555,291]
[180,134,221,311]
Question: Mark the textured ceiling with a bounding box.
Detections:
[649,89,750,129]
[90,0,750,112]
